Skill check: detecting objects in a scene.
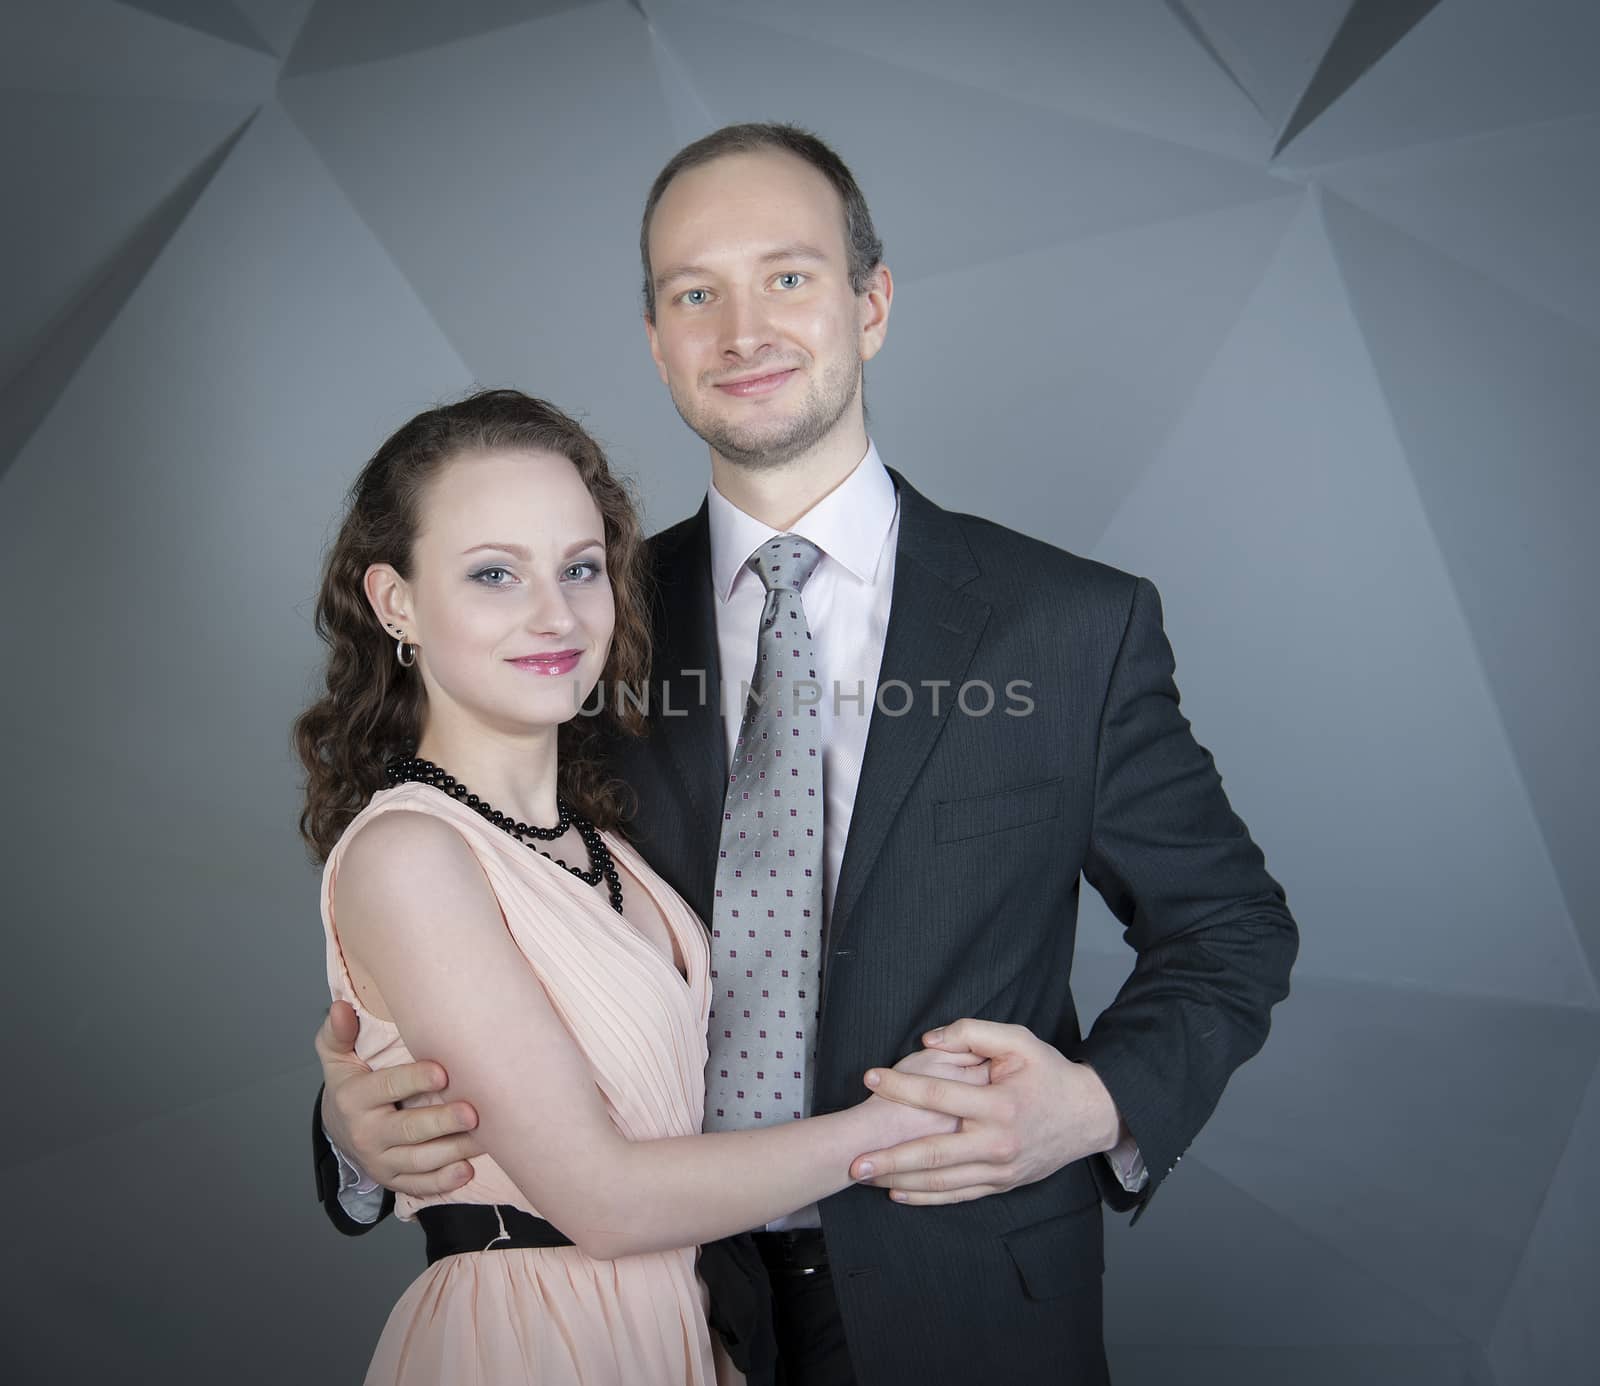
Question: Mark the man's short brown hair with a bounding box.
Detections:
[639,122,884,321]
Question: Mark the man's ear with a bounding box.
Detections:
[858,263,893,365]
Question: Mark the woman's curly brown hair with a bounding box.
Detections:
[293,389,652,863]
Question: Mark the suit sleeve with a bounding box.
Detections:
[311,1083,396,1236]
[1073,576,1298,1218]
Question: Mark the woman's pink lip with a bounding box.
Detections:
[715,368,797,397]
[509,651,582,674]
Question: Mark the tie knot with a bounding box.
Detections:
[746,534,823,594]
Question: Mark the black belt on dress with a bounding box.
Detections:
[415,1203,776,1377]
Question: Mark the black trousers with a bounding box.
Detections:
[758,1231,856,1386]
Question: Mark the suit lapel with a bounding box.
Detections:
[650,503,727,859]
[829,471,990,950]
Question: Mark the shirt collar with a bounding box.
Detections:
[706,440,898,604]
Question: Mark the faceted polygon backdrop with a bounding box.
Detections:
[1,1,1595,1382]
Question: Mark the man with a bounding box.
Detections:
[312,123,1298,1386]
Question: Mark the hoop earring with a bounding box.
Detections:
[396,637,416,668]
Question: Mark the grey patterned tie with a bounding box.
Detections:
[705,534,826,1133]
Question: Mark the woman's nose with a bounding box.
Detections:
[525,581,577,636]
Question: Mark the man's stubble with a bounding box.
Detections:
[667,349,862,472]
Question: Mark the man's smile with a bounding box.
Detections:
[713,367,799,397]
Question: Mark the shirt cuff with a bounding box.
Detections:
[1101,1133,1149,1193]
[331,1136,385,1224]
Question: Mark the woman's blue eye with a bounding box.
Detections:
[472,566,512,585]
[564,561,602,581]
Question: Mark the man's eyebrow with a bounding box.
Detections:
[758,242,830,266]
[653,243,833,293]
[653,263,711,293]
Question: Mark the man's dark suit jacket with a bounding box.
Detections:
[312,470,1298,1386]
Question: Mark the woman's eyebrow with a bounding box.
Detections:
[459,540,604,558]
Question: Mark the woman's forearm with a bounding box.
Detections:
[516,1102,884,1260]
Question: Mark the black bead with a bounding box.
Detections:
[383,759,620,912]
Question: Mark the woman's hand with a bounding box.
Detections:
[860,1045,990,1148]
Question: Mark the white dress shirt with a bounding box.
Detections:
[334,441,1144,1226]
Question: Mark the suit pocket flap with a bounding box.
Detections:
[1001,1200,1104,1300]
[935,777,1063,843]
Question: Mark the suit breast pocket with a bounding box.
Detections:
[934,777,1063,843]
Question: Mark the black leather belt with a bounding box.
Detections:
[417,1202,573,1260]
[752,1226,831,1276]
[415,1203,776,1377]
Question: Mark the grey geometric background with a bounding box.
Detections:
[1,1,1595,1383]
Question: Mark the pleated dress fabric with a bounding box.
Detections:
[320,781,725,1386]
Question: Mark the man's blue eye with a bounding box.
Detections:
[776,273,804,289]
[684,289,709,305]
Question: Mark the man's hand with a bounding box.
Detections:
[850,1019,1124,1206]
[316,1000,484,1197]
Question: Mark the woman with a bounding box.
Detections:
[294,390,982,1385]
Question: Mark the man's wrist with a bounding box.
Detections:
[1074,1060,1125,1156]
[1074,1059,1149,1192]
[1109,1114,1131,1155]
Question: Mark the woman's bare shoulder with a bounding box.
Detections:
[334,806,490,931]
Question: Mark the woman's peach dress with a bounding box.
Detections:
[321,781,729,1385]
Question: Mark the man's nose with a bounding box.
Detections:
[720,288,773,360]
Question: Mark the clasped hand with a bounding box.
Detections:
[318,1002,1121,1208]
[852,1019,1123,1206]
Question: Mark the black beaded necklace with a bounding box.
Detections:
[384,756,624,914]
